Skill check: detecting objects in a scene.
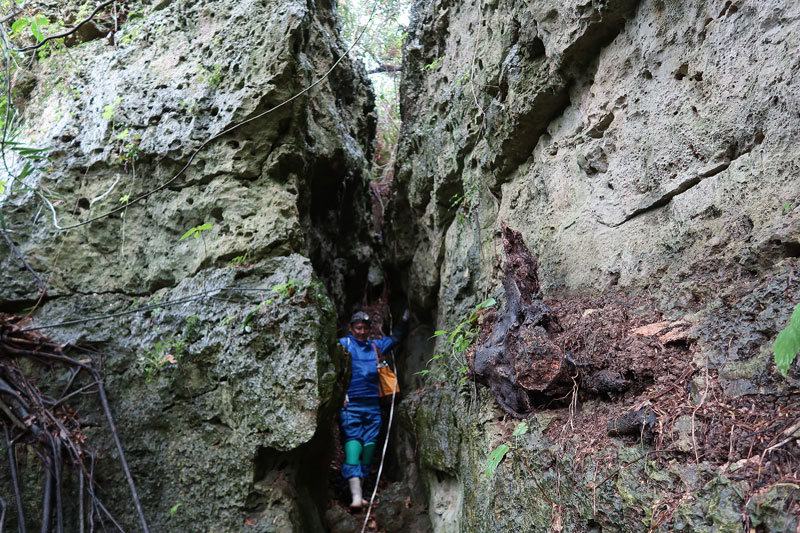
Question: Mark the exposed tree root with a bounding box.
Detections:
[0,314,149,532]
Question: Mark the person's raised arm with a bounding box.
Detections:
[376,309,410,353]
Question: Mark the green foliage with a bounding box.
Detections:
[485,444,510,479]
[179,98,200,116]
[169,503,182,516]
[102,97,123,120]
[119,26,140,46]
[423,56,443,71]
[783,201,793,215]
[114,131,140,166]
[451,178,480,224]
[272,279,297,299]
[371,80,400,177]
[774,303,800,377]
[241,279,327,332]
[0,139,52,225]
[10,13,67,59]
[198,63,224,89]
[418,298,496,380]
[512,421,529,437]
[453,71,471,90]
[180,222,213,241]
[139,337,185,381]
[242,299,272,332]
[139,316,200,381]
[99,96,142,167]
[337,0,409,71]
[183,315,200,341]
[337,0,410,179]
[229,252,250,267]
[29,14,49,41]
[487,422,529,479]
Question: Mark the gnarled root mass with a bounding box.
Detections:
[467,224,800,519]
[470,222,573,417]
[0,314,149,533]
[469,223,690,420]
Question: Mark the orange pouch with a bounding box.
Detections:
[373,343,399,397]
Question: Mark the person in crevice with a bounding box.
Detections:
[339,309,408,509]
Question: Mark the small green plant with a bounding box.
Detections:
[229,252,250,267]
[774,303,800,377]
[119,26,140,45]
[113,128,141,166]
[140,316,200,381]
[485,444,510,479]
[241,279,304,332]
[486,421,529,479]
[180,222,212,241]
[198,63,224,89]
[179,98,200,116]
[11,14,67,59]
[783,201,793,215]
[169,503,182,516]
[183,315,200,341]
[418,298,496,380]
[241,279,327,332]
[513,421,529,437]
[151,294,164,313]
[423,56,443,71]
[450,192,467,223]
[450,179,480,224]
[453,71,470,90]
[272,279,299,299]
[242,299,272,332]
[102,97,122,120]
[0,140,51,224]
[139,337,185,381]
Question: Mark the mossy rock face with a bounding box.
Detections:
[0,0,374,531]
[406,386,799,532]
[2,0,375,307]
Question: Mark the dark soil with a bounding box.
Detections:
[465,224,800,525]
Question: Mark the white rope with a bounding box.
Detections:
[31,0,383,231]
[361,352,398,533]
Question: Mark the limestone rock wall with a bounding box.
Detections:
[0,0,374,531]
[392,0,800,530]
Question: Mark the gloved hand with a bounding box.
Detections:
[401,309,410,322]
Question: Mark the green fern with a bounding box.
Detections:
[774,303,800,376]
[417,298,496,379]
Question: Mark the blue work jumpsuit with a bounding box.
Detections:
[338,324,406,479]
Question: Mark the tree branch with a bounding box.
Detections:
[368,64,401,74]
[3,0,117,53]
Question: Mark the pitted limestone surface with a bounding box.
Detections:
[0,0,376,531]
[393,0,800,530]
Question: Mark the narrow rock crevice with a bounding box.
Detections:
[613,132,764,227]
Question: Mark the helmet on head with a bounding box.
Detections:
[349,311,371,325]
